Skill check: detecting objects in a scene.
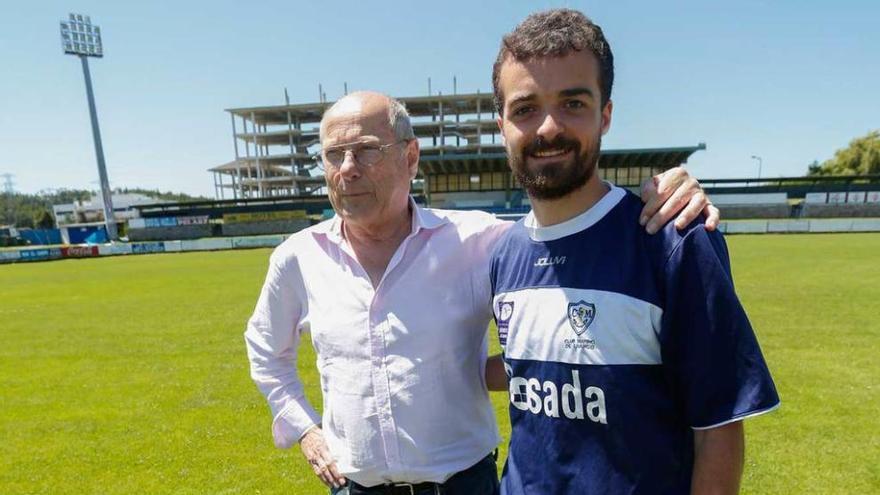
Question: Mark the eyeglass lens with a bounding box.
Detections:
[324,147,383,167]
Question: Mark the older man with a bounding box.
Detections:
[245,90,715,494]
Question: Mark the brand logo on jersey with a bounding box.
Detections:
[496,301,514,346]
[509,369,607,424]
[498,301,514,324]
[535,255,566,267]
[567,301,596,335]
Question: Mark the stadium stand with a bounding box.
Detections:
[220,211,310,236]
[122,175,880,242]
[127,216,213,241]
[802,192,880,217]
[702,175,880,219]
[710,192,791,219]
[126,195,332,241]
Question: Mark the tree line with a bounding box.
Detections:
[1,188,208,229]
[808,130,880,176]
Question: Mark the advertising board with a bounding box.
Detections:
[62,246,99,258]
[223,210,307,224]
[177,216,209,225]
[131,242,166,254]
[19,248,63,261]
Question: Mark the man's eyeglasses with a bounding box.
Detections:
[318,140,410,169]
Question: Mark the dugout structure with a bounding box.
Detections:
[212,92,705,206]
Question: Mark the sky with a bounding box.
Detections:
[1,0,878,197]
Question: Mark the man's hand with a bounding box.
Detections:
[485,354,508,391]
[300,426,346,489]
[640,167,720,234]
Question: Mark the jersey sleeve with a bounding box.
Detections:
[660,227,780,429]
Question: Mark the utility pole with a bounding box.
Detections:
[1,173,13,227]
[1,173,13,194]
[751,155,763,180]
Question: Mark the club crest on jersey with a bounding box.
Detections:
[567,301,596,335]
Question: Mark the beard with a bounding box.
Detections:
[508,133,601,200]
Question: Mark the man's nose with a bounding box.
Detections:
[536,111,564,141]
[338,150,360,179]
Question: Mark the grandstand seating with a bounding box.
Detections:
[128,224,213,241]
[117,177,880,242]
[127,216,214,241]
[221,218,310,236]
[802,203,880,218]
[718,204,792,219]
[802,189,880,218]
[710,192,791,219]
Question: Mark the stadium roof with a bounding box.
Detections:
[418,143,707,174]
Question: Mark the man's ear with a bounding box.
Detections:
[600,99,613,136]
[406,139,420,180]
[496,116,506,145]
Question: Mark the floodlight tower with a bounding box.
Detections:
[60,13,117,240]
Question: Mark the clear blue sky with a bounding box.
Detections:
[2,0,878,197]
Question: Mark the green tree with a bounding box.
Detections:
[116,187,210,202]
[809,130,880,176]
[34,209,56,229]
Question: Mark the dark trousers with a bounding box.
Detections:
[330,453,499,495]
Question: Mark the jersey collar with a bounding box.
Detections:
[523,184,626,242]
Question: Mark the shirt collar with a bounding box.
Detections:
[523,183,626,242]
[314,196,449,245]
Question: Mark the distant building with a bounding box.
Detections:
[213,92,705,207]
[0,225,18,238]
[52,193,163,227]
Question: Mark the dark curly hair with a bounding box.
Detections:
[492,9,614,115]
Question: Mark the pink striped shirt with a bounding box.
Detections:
[245,200,510,486]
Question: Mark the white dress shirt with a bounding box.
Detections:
[245,200,510,487]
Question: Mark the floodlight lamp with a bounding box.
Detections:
[60,13,103,57]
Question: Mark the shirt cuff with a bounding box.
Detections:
[271,399,322,449]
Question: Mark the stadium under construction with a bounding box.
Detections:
[209,92,704,207]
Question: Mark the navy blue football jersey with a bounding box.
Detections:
[491,185,779,495]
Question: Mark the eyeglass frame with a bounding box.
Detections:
[315,139,413,169]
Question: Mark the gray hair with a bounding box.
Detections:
[388,97,415,141]
[319,91,415,143]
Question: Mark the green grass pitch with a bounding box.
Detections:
[1,233,878,494]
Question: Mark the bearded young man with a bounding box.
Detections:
[486,9,780,495]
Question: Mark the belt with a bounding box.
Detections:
[350,481,441,495]
[348,452,496,495]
